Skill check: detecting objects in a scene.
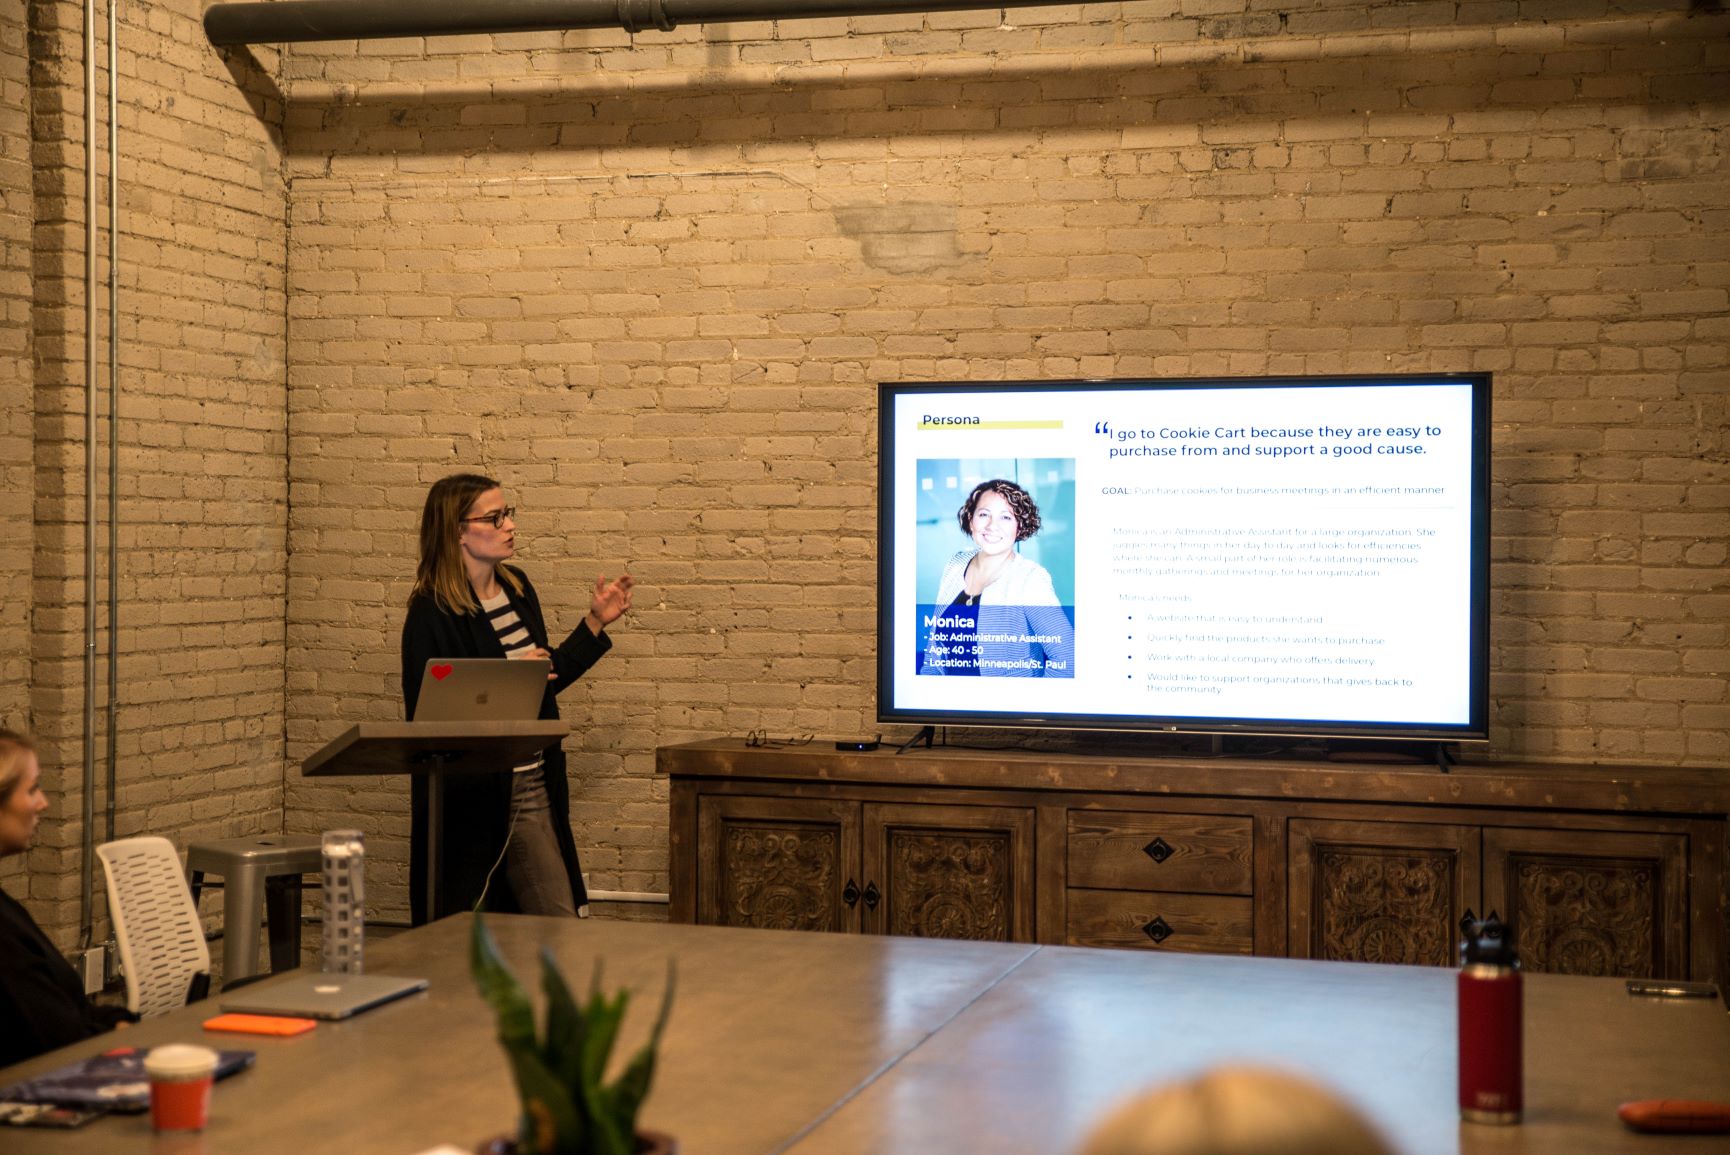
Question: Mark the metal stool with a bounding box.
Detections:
[186,834,322,985]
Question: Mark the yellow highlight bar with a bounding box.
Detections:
[918,420,1064,430]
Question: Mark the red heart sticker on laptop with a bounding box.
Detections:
[431,664,453,681]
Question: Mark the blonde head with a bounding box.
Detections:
[0,729,35,805]
[411,472,522,614]
[1078,1066,1397,1155]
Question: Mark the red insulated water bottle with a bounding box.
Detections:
[1458,912,1521,1124]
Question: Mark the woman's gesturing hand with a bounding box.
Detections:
[587,572,634,632]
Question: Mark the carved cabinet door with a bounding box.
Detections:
[860,803,1036,942]
[697,796,863,933]
[1289,818,1480,967]
[1483,827,1688,980]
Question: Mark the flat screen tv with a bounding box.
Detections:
[877,375,1491,743]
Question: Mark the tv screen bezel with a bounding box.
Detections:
[875,374,1492,744]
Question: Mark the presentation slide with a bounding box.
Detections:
[881,380,1483,731]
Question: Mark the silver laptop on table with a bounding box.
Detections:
[220,972,429,1020]
[412,657,550,721]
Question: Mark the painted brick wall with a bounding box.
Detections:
[19,0,289,945]
[278,5,1729,919]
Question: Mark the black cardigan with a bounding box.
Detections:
[0,886,134,1070]
[400,565,611,925]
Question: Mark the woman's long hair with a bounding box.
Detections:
[410,473,522,615]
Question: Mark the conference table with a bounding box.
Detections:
[3,915,1727,1154]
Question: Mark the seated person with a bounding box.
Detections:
[1077,1065,1397,1155]
[0,729,135,1069]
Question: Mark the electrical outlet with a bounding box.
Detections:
[73,946,106,996]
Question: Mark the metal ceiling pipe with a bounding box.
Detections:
[206,0,1056,45]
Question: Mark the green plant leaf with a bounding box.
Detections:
[540,946,586,1093]
[505,1047,584,1155]
[471,913,537,1053]
[576,966,632,1155]
[471,916,582,1154]
[473,922,675,1155]
[610,959,677,1135]
[579,963,627,1090]
[575,1057,632,1155]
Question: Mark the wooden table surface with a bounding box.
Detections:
[3,916,1726,1154]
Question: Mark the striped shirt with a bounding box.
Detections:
[481,590,545,781]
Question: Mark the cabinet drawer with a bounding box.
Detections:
[1066,889,1254,954]
[1068,811,1253,894]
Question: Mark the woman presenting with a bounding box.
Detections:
[927,478,1075,677]
[401,473,632,924]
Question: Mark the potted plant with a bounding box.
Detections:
[470,914,677,1155]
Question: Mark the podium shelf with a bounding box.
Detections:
[300,721,571,778]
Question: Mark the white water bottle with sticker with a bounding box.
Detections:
[321,829,365,974]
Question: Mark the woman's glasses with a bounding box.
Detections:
[745,730,814,748]
[461,506,515,530]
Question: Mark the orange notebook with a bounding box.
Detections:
[201,1012,317,1037]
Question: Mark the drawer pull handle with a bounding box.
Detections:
[1143,837,1173,864]
[843,879,860,908]
[863,881,881,911]
[1459,907,1477,937]
[1143,916,1174,944]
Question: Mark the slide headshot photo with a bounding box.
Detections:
[915,459,1076,678]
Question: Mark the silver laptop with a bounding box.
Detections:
[220,972,429,1020]
[413,657,550,721]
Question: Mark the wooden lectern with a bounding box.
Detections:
[301,720,570,918]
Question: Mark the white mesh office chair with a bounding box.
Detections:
[97,836,211,1018]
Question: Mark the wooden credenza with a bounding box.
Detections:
[662,739,1729,984]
